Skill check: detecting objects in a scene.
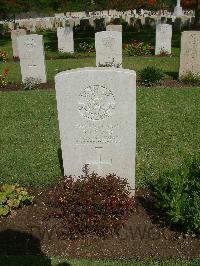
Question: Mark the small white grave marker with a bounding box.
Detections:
[155,24,172,55]
[11,29,26,57]
[17,34,47,83]
[95,31,122,68]
[106,24,122,32]
[57,27,74,53]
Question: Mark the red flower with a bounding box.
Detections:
[3,68,9,77]
[148,0,156,5]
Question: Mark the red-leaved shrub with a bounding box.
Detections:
[50,172,135,238]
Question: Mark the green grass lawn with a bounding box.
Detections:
[0,257,199,266]
[1,88,200,187]
[0,55,179,84]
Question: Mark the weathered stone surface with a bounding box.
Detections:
[17,34,47,83]
[95,31,122,68]
[55,67,136,193]
[11,29,26,57]
[179,31,200,77]
[155,23,172,55]
[57,27,74,53]
[106,24,122,32]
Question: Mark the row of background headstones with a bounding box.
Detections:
[12,23,173,59]
[0,14,195,34]
[13,25,200,85]
[1,6,195,20]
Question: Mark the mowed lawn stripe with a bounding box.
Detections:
[0,88,200,187]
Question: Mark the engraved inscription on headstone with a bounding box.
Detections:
[23,38,37,58]
[102,37,115,48]
[90,146,112,175]
[76,123,120,145]
[55,68,136,193]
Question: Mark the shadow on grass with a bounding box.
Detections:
[57,148,64,176]
[172,32,181,48]
[0,33,11,47]
[123,30,155,45]
[43,31,58,52]
[123,30,181,49]
[43,30,95,55]
[0,229,71,266]
[164,71,179,80]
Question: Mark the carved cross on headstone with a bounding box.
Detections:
[89,146,112,175]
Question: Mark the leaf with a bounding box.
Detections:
[0,205,10,216]
[0,193,7,204]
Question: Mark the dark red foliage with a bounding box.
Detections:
[50,173,135,238]
[13,56,19,62]
[147,0,156,5]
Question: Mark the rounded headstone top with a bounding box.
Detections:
[55,67,136,81]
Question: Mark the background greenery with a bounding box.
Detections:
[0,0,180,18]
[0,257,200,266]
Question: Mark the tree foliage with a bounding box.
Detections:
[0,0,197,18]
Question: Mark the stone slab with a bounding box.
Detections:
[11,29,26,57]
[57,27,74,53]
[55,67,136,193]
[155,23,172,55]
[95,31,122,67]
[106,24,122,32]
[179,31,200,77]
[17,34,47,83]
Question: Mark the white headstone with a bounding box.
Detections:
[174,0,183,16]
[155,24,172,55]
[55,13,65,18]
[109,9,118,16]
[57,27,74,53]
[179,31,200,77]
[11,29,26,57]
[45,18,54,30]
[95,31,122,68]
[74,18,80,26]
[105,16,112,25]
[89,18,95,27]
[55,67,136,194]
[106,24,122,32]
[8,22,15,30]
[17,34,47,83]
